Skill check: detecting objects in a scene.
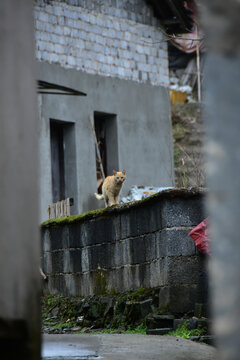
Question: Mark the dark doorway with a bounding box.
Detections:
[50,121,65,202]
[94,112,118,193]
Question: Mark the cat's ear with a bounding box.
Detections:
[122,169,126,175]
[113,170,116,175]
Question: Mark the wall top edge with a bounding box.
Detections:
[41,187,207,228]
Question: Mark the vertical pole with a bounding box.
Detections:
[89,115,105,181]
[0,1,40,359]
[201,1,240,359]
[196,26,201,102]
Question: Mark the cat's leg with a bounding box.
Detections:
[108,194,116,206]
[114,196,119,205]
[104,195,109,207]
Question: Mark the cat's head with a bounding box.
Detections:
[113,169,126,185]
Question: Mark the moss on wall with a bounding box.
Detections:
[93,267,109,295]
[41,188,205,228]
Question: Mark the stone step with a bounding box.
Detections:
[189,335,216,346]
[146,314,175,329]
[147,328,173,335]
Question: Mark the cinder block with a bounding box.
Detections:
[167,256,203,286]
[50,33,58,43]
[62,250,71,273]
[159,285,199,315]
[42,51,49,61]
[88,243,113,271]
[55,44,64,53]
[67,223,81,247]
[35,20,45,31]
[150,258,168,288]
[49,14,57,24]
[113,20,120,31]
[58,16,65,26]
[67,55,76,66]
[53,274,67,294]
[157,229,197,257]
[59,54,67,64]
[38,40,46,51]
[144,234,157,262]
[81,247,89,272]
[79,272,93,296]
[96,16,105,27]
[39,12,48,22]
[138,262,151,288]
[46,43,54,52]
[141,72,148,81]
[48,225,69,250]
[120,203,161,239]
[77,0,85,7]
[54,25,64,35]
[49,53,59,63]
[42,252,52,274]
[113,263,151,292]
[107,267,125,293]
[69,249,82,273]
[161,197,205,228]
[64,273,79,296]
[66,18,74,27]
[129,236,146,264]
[95,34,103,45]
[51,250,65,274]
[54,6,63,16]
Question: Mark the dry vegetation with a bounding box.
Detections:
[172,103,206,188]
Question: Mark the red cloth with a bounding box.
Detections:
[189,218,210,254]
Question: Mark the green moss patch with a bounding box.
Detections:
[41,188,205,228]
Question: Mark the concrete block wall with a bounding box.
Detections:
[34,0,169,86]
[41,189,208,314]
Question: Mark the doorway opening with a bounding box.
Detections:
[94,112,118,193]
[50,119,76,205]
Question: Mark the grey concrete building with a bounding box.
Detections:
[34,0,175,221]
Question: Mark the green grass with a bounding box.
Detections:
[90,323,147,335]
[166,321,206,339]
[124,323,147,334]
[50,321,77,330]
[89,328,118,334]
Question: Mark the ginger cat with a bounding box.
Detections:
[95,169,126,207]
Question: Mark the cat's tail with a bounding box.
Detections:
[94,193,104,201]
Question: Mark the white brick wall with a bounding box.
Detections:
[34,1,169,87]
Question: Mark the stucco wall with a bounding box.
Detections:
[41,189,208,314]
[37,62,174,221]
[34,0,169,86]
[35,0,173,222]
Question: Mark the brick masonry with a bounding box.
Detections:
[41,188,209,314]
[34,0,169,86]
